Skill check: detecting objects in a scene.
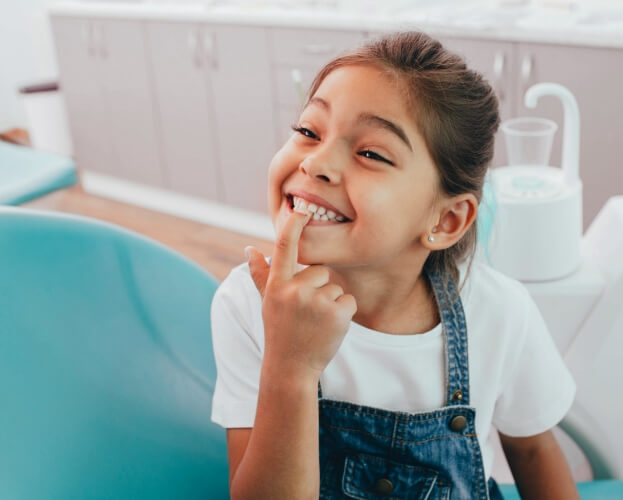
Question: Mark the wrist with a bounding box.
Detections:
[260,354,321,393]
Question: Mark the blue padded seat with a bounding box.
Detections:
[500,480,623,499]
[0,141,77,204]
[0,207,228,499]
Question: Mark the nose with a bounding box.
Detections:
[299,145,343,184]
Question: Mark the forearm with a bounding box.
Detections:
[230,361,320,500]
[232,214,356,499]
[501,430,579,500]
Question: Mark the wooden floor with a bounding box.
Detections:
[22,175,274,281]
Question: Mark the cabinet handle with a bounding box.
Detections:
[99,24,108,59]
[84,22,96,57]
[187,29,202,68]
[492,51,506,103]
[291,68,306,106]
[521,54,534,97]
[90,23,107,59]
[302,43,334,55]
[203,32,218,69]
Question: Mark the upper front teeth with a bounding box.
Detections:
[293,196,346,222]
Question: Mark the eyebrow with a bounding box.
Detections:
[306,96,330,111]
[306,97,413,151]
[358,113,413,151]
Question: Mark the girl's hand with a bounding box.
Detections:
[247,210,357,380]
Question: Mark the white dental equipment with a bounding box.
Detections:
[489,83,583,282]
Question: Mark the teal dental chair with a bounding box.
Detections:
[0,207,228,499]
[3,206,622,499]
[0,142,77,205]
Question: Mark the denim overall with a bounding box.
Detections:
[318,266,504,500]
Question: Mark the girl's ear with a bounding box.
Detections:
[422,194,478,250]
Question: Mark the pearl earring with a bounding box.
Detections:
[428,235,435,243]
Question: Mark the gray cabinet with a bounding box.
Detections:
[51,16,165,187]
[54,16,275,212]
[51,16,117,178]
[209,25,274,213]
[147,22,275,212]
[146,21,222,201]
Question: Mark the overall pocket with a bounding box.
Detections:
[342,453,451,500]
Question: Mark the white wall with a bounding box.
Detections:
[0,0,59,130]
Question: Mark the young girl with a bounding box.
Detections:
[211,32,578,499]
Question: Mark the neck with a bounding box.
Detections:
[329,255,440,335]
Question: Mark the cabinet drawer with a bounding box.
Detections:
[269,27,368,67]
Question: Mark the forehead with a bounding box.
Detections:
[311,64,412,121]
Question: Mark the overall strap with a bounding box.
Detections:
[426,264,470,407]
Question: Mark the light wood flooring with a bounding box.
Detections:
[22,173,274,281]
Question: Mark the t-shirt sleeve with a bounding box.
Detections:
[210,265,263,428]
[492,286,576,437]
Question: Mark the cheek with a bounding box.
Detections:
[352,184,396,224]
[355,181,429,239]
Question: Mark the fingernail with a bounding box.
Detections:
[244,246,253,260]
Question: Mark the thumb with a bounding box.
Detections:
[246,246,270,297]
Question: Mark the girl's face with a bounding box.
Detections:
[268,64,440,269]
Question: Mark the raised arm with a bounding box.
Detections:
[228,210,356,500]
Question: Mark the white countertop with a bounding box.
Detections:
[49,0,623,49]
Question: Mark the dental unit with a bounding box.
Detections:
[485,83,623,480]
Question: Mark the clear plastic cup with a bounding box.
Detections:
[501,117,558,166]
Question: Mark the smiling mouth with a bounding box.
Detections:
[286,195,351,223]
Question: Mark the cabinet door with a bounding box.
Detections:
[98,19,166,187]
[514,43,623,227]
[439,37,517,168]
[209,25,276,213]
[51,16,118,176]
[146,22,221,200]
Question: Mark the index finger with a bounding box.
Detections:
[270,209,312,281]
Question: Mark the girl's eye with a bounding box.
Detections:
[358,150,394,166]
[291,125,319,140]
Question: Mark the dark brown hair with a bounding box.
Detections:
[306,31,500,283]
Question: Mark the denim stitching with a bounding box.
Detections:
[323,423,477,445]
[320,404,475,422]
[391,413,399,451]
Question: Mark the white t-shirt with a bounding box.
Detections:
[210,260,575,479]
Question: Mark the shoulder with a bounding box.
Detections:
[213,262,260,307]
[211,262,263,334]
[460,259,534,317]
[218,261,256,289]
[459,259,549,366]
